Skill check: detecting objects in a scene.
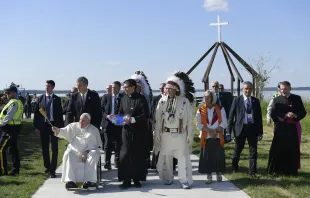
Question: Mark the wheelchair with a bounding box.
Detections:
[64,146,103,191]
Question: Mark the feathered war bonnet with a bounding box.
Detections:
[130,71,153,103]
[166,71,195,103]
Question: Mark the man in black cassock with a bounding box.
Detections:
[267,81,307,175]
[117,79,149,189]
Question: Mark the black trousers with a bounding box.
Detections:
[0,125,20,174]
[40,122,58,174]
[24,103,31,118]
[104,125,122,165]
[232,124,258,174]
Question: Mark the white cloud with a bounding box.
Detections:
[103,61,121,66]
[203,0,229,12]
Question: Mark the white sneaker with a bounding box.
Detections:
[181,182,191,189]
[164,180,173,185]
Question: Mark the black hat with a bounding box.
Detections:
[4,86,18,93]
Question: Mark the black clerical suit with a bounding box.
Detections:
[101,93,123,168]
[66,89,101,129]
[227,95,263,175]
[33,94,64,175]
[215,91,234,142]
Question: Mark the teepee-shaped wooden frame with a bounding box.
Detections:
[186,16,258,96]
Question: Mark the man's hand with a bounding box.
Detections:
[267,119,271,127]
[123,116,132,125]
[34,129,40,134]
[52,127,60,136]
[277,117,285,122]
[286,112,297,119]
[81,152,88,163]
[106,114,114,120]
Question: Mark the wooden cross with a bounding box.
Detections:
[210,15,228,43]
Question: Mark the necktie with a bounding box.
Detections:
[114,96,118,114]
[46,96,52,120]
[246,98,251,114]
[82,94,85,107]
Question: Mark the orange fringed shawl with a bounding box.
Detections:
[199,104,225,149]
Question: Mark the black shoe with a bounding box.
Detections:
[8,171,19,176]
[43,169,50,174]
[65,181,78,189]
[104,163,112,170]
[249,173,258,178]
[83,181,96,189]
[133,180,141,188]
[49,173,56,178]
[232,166,239,173]
[119,181,131,189]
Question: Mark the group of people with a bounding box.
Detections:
[0,73,306,191]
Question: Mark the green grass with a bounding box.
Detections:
[0,119,67,198]
[192,101,310,198]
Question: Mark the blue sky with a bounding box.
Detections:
[0,0,309,91]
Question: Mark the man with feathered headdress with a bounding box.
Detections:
[154,71,195,189]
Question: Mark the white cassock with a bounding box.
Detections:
[57,123,102,183]
[155,96,194,185]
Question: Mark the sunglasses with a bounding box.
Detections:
[212,86,218,88]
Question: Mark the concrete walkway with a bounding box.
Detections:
[32,154,249,198]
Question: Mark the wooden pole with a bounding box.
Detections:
[187,42,217,75]
[202,43,220,82]
[221,44,244,82]
[231,76,234,95]
[237,78,241,97]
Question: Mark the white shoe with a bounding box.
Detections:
[181,182,191,189]
[164,180,173,185]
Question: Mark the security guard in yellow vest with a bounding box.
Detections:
[0,86,23,176]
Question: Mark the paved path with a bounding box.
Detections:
[32,154,249,198]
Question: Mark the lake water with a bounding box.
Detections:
[37,90,310,101]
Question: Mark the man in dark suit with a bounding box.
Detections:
[33,80,64,178]
[212,81,234,143]
[101,81,123,170]
[227,81,263,177]
[66,77,101,129]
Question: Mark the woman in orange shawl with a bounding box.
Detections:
[196,90,227,184]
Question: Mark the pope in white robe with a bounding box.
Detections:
[53,113,102,189]
[154,79,194,189]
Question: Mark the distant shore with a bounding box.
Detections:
[13,86,310,95]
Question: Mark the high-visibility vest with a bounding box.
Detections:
[0,99,23,125]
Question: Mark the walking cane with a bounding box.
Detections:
[39,108,54,128]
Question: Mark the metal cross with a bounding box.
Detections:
[210,15,228,43]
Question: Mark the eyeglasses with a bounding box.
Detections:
[212,86,218,88]
[219,88,224,90]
